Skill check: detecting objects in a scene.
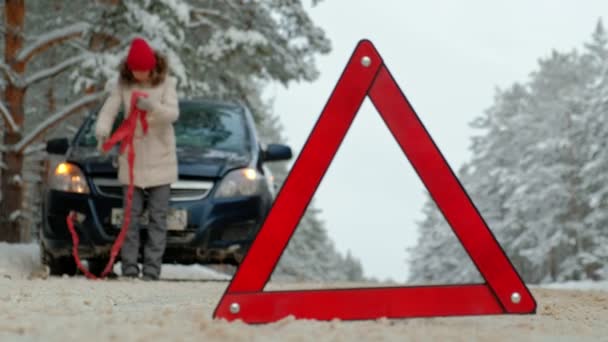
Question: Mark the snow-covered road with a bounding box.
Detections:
[1,243,607,341]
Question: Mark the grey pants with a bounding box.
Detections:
[120,184,170,277]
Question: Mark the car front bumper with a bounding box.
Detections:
[42,189,271,262]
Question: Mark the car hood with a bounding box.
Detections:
[70,146,251,179]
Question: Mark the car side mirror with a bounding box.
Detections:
[263,144,293,162]
[46,137,70,155]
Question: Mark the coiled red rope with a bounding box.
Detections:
[66,91,148,279]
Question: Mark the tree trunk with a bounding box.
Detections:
[1,0,27,242]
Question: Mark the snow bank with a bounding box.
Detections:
[539,280,608,292]
[157,264,231,281]
[0,243,41,279]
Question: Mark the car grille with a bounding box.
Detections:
[92,178,214,201]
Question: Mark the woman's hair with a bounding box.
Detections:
[119,52,168,87]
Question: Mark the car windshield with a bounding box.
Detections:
[77,102,251,155]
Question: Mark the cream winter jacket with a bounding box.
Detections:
[95,76,179,188]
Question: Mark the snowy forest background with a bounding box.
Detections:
[1,1,608,285]
[409,21,608,285]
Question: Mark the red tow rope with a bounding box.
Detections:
[66,91,149,279]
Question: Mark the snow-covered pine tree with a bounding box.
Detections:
[408,82,536,283]
[407,166,481,284]
[467,83,542,281]
[504,48,591,282]
[408,21,607,284]
[273,205,364,282]
[578,19,608,280]
[73,0,331,103]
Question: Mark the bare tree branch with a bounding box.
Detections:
[0,62,23,86]
[66,124,80,134]
[12,92,104,153]
[219,1,246,17]
[25,54,89,87]
[0,23,28,39]
[0,100,19,133]
[187,18,221,29]
[191,7,225,17]
[24,143,46,156]
[191,7,239,26]
[16,22,89,63]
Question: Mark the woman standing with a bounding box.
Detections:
[95,38,179,280]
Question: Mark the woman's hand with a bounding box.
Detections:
[96,134,108,154]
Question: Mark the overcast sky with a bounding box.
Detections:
[266,0,608,282]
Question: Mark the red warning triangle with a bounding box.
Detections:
[213,40,536,323]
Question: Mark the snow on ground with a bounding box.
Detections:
[1,278,607,341]
[0,242,231,281]
[0,242,41,279]
[159,264,232,281]
[1,243,607,341]
[539,280,608,292]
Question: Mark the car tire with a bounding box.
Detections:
[39,208,77,276]
[234,243,251,264]
[87,258,115,277]
[41,247,77,276]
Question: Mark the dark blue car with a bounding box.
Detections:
[41,100,292,276]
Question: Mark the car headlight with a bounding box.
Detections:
[49,162,90,194]
[215,168,262,198]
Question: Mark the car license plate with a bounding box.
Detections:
[111,208,188,231]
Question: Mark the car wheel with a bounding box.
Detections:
[234,243,251,264]
[87,258,115,277]
[38,208,77,276]
[41,248,77,276]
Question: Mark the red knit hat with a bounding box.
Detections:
[126,38,157,71]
